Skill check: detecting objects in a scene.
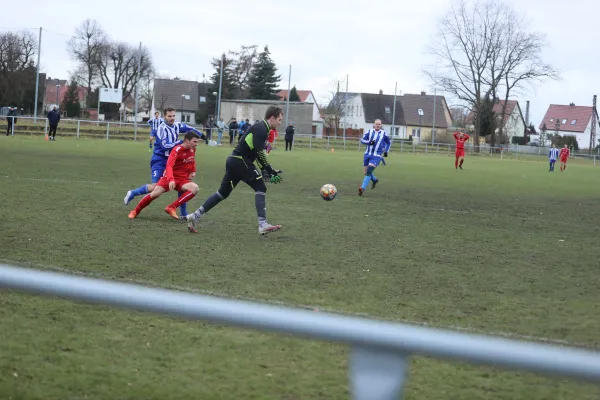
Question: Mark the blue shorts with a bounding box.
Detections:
[363,154,382,167]
[150,159,166,183]
[150,129,157,137]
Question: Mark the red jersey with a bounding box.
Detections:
[268,129,277,144]
[453,132,470,150]
[559,148,570,159]
[164,144,196,181]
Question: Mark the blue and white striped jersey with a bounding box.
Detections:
[548,147,559,161]
[360,129,391,156]
[152,121,202,161]
[148,117,165,132]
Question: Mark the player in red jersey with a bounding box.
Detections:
[559,144,570,171]
[453,131,470,169]
[128,131,201,220]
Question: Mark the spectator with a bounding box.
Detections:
[285,122,295,151]
[5,107,17,136]
[216,118,228,145]
[228,118,238,145]
[47,106,61,141]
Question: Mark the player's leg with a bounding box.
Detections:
[359,155,369,195]
[459,156,465,169]
[245,169,280,235]
[186,158,239,233]
[166,182,198,219]
[124,164,162,205]
[129,180,167,219]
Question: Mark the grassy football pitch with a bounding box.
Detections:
[1,136,600,399]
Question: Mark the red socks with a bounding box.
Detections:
[135,194,153,214]
[455,157,459,168]
[459,159,464,167]
[169,191,195,209]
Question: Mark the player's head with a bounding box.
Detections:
[552,143,556,148]
[163,107,176,125]
[183,131,201,149]
[374,119,382,130]
[564,144,568,148]
[154,111,159,118]
[265,106,284,129]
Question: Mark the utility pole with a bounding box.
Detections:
[33,27,42,122]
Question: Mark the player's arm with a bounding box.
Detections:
[383,132,391,156]
[156,126,183,150]
[178,123,206,140]
[147,118,153,128]
[453,132,459,140]
[360,131,372,145]
[464,133,470,140]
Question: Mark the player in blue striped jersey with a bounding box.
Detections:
[147,111,165,151]
[124,107,205,218]
[548,144,559,172]
[359,119,390,195]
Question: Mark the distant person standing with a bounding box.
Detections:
[228,118,238,145]
[216,118,228,145]
[5,107,17,136]
[284,123,295,151]
[47,106,61,141]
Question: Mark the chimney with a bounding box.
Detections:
[421,91,426,96]
[379,89,383,95]
[569,102,575,106]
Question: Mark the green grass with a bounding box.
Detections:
[1,135,600,399]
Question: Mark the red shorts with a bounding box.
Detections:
[560,157,568,163]
[455,149,465,157]
[156,176,190,192]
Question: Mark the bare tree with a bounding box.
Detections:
[67,19,109,97]
[493,22,559,143]
[322,79,348,134]
[426,0,524,146]
[0,31,38,109]
[96,42,154,103]
[227,45,258,98]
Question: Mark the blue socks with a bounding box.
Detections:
[371,174,377,182]
[361,175,371,190]
[178,191,187,216]
[131,184,149,196]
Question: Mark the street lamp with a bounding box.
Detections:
[417,108,424,139]
[181,94,190,122]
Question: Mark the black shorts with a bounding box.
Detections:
[221,156,266,192]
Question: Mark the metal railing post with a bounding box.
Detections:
[77,120,80,138]
[106,122,110,140]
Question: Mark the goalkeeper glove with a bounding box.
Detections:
[368,140,376,145]
[270,175,281,184]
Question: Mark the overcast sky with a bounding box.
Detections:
[2,0,598,126]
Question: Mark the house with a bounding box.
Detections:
[152,78,199,123]
[538,103,599,149]
[44,78,88,112]
[276,89,323,136]
[328,90,452,140]
[219,99,313,135]
[401,92,453,141]
[466,99,526,142]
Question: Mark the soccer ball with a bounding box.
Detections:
[320,184,337,201]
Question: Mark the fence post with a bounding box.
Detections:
[327,136,330,149]
[106,123,110,140]
[350,346,409,400]
[77,120,80,138]
[309,135,312,149]
[44,119,48,137]
[425,142,428,155]
[11,119,15,136]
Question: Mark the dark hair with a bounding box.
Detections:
[184,131,201,141]
[164,107,176,115]
[265,105,283,120]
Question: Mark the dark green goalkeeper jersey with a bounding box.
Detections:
[231,119,273,171]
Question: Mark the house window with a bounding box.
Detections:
[571,119,577,125]
[562,119,567,124]
[412,128,420,137]
[385,106,391,114]
[549,118,553,122]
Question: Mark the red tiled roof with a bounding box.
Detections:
[276,89,312,102]
[538,104,593,133]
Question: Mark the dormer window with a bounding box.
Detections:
[571,119,577,125]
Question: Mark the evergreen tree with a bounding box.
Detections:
[247,46,281,100]
[62,80,81,118]
[289,85,301,102]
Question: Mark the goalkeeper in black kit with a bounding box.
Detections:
[185,105,284,236]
